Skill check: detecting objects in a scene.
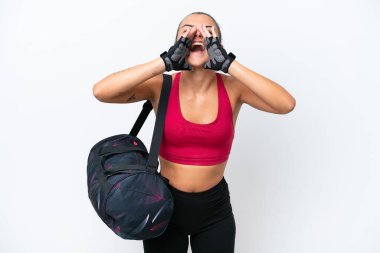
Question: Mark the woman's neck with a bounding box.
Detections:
[180,69,216,94]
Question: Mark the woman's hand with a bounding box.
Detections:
[160,26,197,71]
[199,25,236,73]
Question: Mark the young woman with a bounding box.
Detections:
[93,11,296,253]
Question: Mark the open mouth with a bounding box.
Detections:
[190,42,205,53]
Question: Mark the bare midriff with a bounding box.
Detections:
[158,155,228,193]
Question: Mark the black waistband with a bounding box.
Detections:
[167,176,227,198]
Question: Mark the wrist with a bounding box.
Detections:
[221,52,236,73]
[159,51,171,72]
[225,58,239,75]
[153,56,167,73]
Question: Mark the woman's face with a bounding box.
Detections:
[176,14,219,68]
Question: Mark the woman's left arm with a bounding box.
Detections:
[199,24,296,114]
[228,60,296,114]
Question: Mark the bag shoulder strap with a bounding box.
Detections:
[146,74,172,172]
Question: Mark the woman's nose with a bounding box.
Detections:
[194,27,203,38]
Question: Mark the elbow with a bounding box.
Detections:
[93,83,104,102]
[278,98,296,114]
[287,98,296,113]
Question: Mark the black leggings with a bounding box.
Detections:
[143,176,236,253]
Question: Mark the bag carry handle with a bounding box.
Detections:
[129,100,153,137]
[98,145,146,156]
[104,165,153,178]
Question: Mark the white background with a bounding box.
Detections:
[1,0,379,252]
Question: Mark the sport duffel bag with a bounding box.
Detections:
[87,74,173,240]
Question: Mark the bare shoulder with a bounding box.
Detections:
[141,73,163,106]
[218,72,242,106]
[150,73,175,109]
[221,72,280,113]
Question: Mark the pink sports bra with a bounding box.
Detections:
[159,71,235,166]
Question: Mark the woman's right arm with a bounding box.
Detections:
[93,26,197,104]
[92,57,166,104]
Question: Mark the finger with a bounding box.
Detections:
[182,27,190,38]
[186,26,197,39]
[203,25,212,37]
[211,26,217,38]
[199,24,208,38]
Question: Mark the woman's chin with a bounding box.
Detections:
[187,52,208,68]
[189,63,205,69]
